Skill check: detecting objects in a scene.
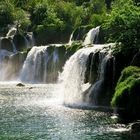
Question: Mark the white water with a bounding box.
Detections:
[83,26,100,46]
[59,44,114,105]
[20,46,59,83]
[6,27,17,37]
[0,50,13,81]
[20,46,48,82]
[26,32,35,48]
[68,32,74,45]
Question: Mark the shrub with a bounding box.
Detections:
[103,0,140,54]
[0,1,14,27]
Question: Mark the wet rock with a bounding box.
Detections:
[1,37,13,52]
[13,34,27,51]
[129,121,140,134]
[84,52,99,84]
[131,52,140,67]
[16,83,25,87]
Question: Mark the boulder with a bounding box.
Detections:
[131,52,140,67]
[13,34,27,51]
[1,37,13,52]
[16,83,25,87]
[129,121,140,134]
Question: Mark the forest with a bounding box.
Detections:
[0,0,139,47]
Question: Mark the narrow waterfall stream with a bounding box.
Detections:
[83,26,100,46]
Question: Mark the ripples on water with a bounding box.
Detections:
[0,82,134,140]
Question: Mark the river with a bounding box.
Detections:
[0,82,133,140]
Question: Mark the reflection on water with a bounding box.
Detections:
[0,83,133,140]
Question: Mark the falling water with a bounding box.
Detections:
[20,46,61,83]
[11,40,17,53]
[0,49,13,81]
[6,27,17,37]
[68,32,74,45]
[25,32,35,48]
[20,46,48,83]
[60,43,115,106]
[83,26,100,46]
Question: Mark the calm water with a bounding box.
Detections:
[0,82,134,140]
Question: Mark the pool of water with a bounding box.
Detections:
[0,82,133,140]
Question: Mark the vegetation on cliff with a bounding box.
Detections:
[0,0,139,47]
[103,0,140,55]
[0,0,106,41]
[111,66,140,122]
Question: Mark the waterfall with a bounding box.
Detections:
[83,26,100,46]
[0,50,27,81]
[60,43,115,106]
[25,32,35,48]
[11,40,17,53]
[68,32,74,45]
[20,46,62,83]
[20,46,48,83]
[6,27,17,37]
[0,50,13,81]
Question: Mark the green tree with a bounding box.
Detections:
[0,1,14,27]
[103,0,140,53]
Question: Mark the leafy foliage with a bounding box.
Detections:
[0,1,14,27]
[103,0,140,54]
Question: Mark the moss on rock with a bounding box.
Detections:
[111,66,140,123]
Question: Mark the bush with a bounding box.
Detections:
[103,0,140,54]
[0,1,14,27]
[111,66,140,122]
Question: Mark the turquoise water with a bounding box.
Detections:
[0,83,133,140]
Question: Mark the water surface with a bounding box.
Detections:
[0,82,134,140]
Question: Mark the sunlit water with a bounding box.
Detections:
[0,82,133,140]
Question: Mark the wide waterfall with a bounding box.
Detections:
[0,25,115,106]
[20,45,66,83]
[60,43,115,106]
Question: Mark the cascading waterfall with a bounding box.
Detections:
[0,26,115,107]
[83,26,100,46]
[20,46,60,83]
[20,46,48,83]
[85,51,115,105]
[60,44,115,106]
[0,50,13,81]
[59,48,91,104]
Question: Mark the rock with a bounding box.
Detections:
[71,25,93,42]
[1,37,14,52]
[131,52,140,67]
[16,83,25,87]
[129,121,140,134]
[13,34,27,51]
